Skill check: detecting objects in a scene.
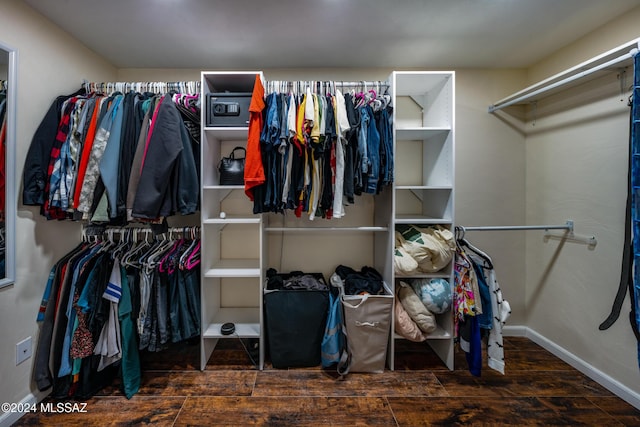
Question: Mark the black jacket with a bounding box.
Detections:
[131,97,198,219]
[23,89,85,206]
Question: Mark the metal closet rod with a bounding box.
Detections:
[459,220,574,233]
[488,38,640,113]
[266,80,389,88]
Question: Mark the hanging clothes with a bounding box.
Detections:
[245,80,393,218]
[22,86,201,224]
[454,233,511,376]
[0,84,6,219]
[23,88,86,207]
[601,52,640,371]
[244,74,266,202]
[33,227,201,399]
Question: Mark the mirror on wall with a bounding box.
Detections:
[0,41,16,288]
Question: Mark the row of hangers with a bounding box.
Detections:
[171,93,200,116]
[264,79,392,112]
[454,226,494,269]
[264,80,389,95]
[82,80,201,96]
[82,226,200,272]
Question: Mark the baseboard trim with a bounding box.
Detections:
[0,392,38,427]
[504,325,640,409]
[502,325,527,337]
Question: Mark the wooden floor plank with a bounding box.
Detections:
[174,396,396,426]
[588,396,640,425]
[252,370,448,397]
[97,370,257,397]
[14,396,185,426]
[434,370,614,398]
[388,396,623,426]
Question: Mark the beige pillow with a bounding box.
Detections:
[401,225,455,273]
[397,281,436,334]
[394,296,428,342]
[394,233,419,275]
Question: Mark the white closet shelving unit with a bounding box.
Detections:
[199,70,455,371]
[391,71,456,370]
[200,71,265,370]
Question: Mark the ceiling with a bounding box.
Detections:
[23,0,640,70]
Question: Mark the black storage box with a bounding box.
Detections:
[206,92,251,127]
[263,272,329,368]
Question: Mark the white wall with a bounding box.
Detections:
[455,69,528,322]
[0,0,116,417]
[521,7,640,403]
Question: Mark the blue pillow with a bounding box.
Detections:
[410,278,452,314]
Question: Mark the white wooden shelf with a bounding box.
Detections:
[203,127,249,139]
[395,272,451,280]
[203,216,261,225]
[396,127,450,140]
[203,185,244,191]
[264,226,388,232]
[394,215,453,225]
[204,259,261,278]
[203,323,260,339]
[202,308,261,338]
[395,185,453,191]
[394,71,454,96]
[393,324,451,340]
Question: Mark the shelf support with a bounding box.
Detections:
[409,188,424,202]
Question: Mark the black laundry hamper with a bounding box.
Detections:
[263,272,329,368]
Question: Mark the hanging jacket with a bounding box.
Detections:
[131,96,198,219]
[23,89,84,206]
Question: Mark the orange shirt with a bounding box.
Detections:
[244,75,266,201]
[72,96,103,208]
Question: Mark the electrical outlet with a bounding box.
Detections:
[16,337,32,365]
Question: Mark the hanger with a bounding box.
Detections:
[184,240,201,270]
[122,229,151,268]
[144,230,177,268]
[111,228,130,260]
[455,226,494,269]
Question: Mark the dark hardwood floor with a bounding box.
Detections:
[14,337,640,426]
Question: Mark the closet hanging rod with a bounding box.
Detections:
[81,79,201,94]
[338,80,389,86]
[459,220,574,233]
[265,80,389,89]
[488,38,640,113]
[82,225,200,240]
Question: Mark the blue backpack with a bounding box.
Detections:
[321,290,344,368]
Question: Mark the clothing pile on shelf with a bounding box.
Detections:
[23,88,201,225]
[454,230,511,376]
[394,224,456,275]
[34,227,201,400]
[245,77,394,219]
[394,278,452,342]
